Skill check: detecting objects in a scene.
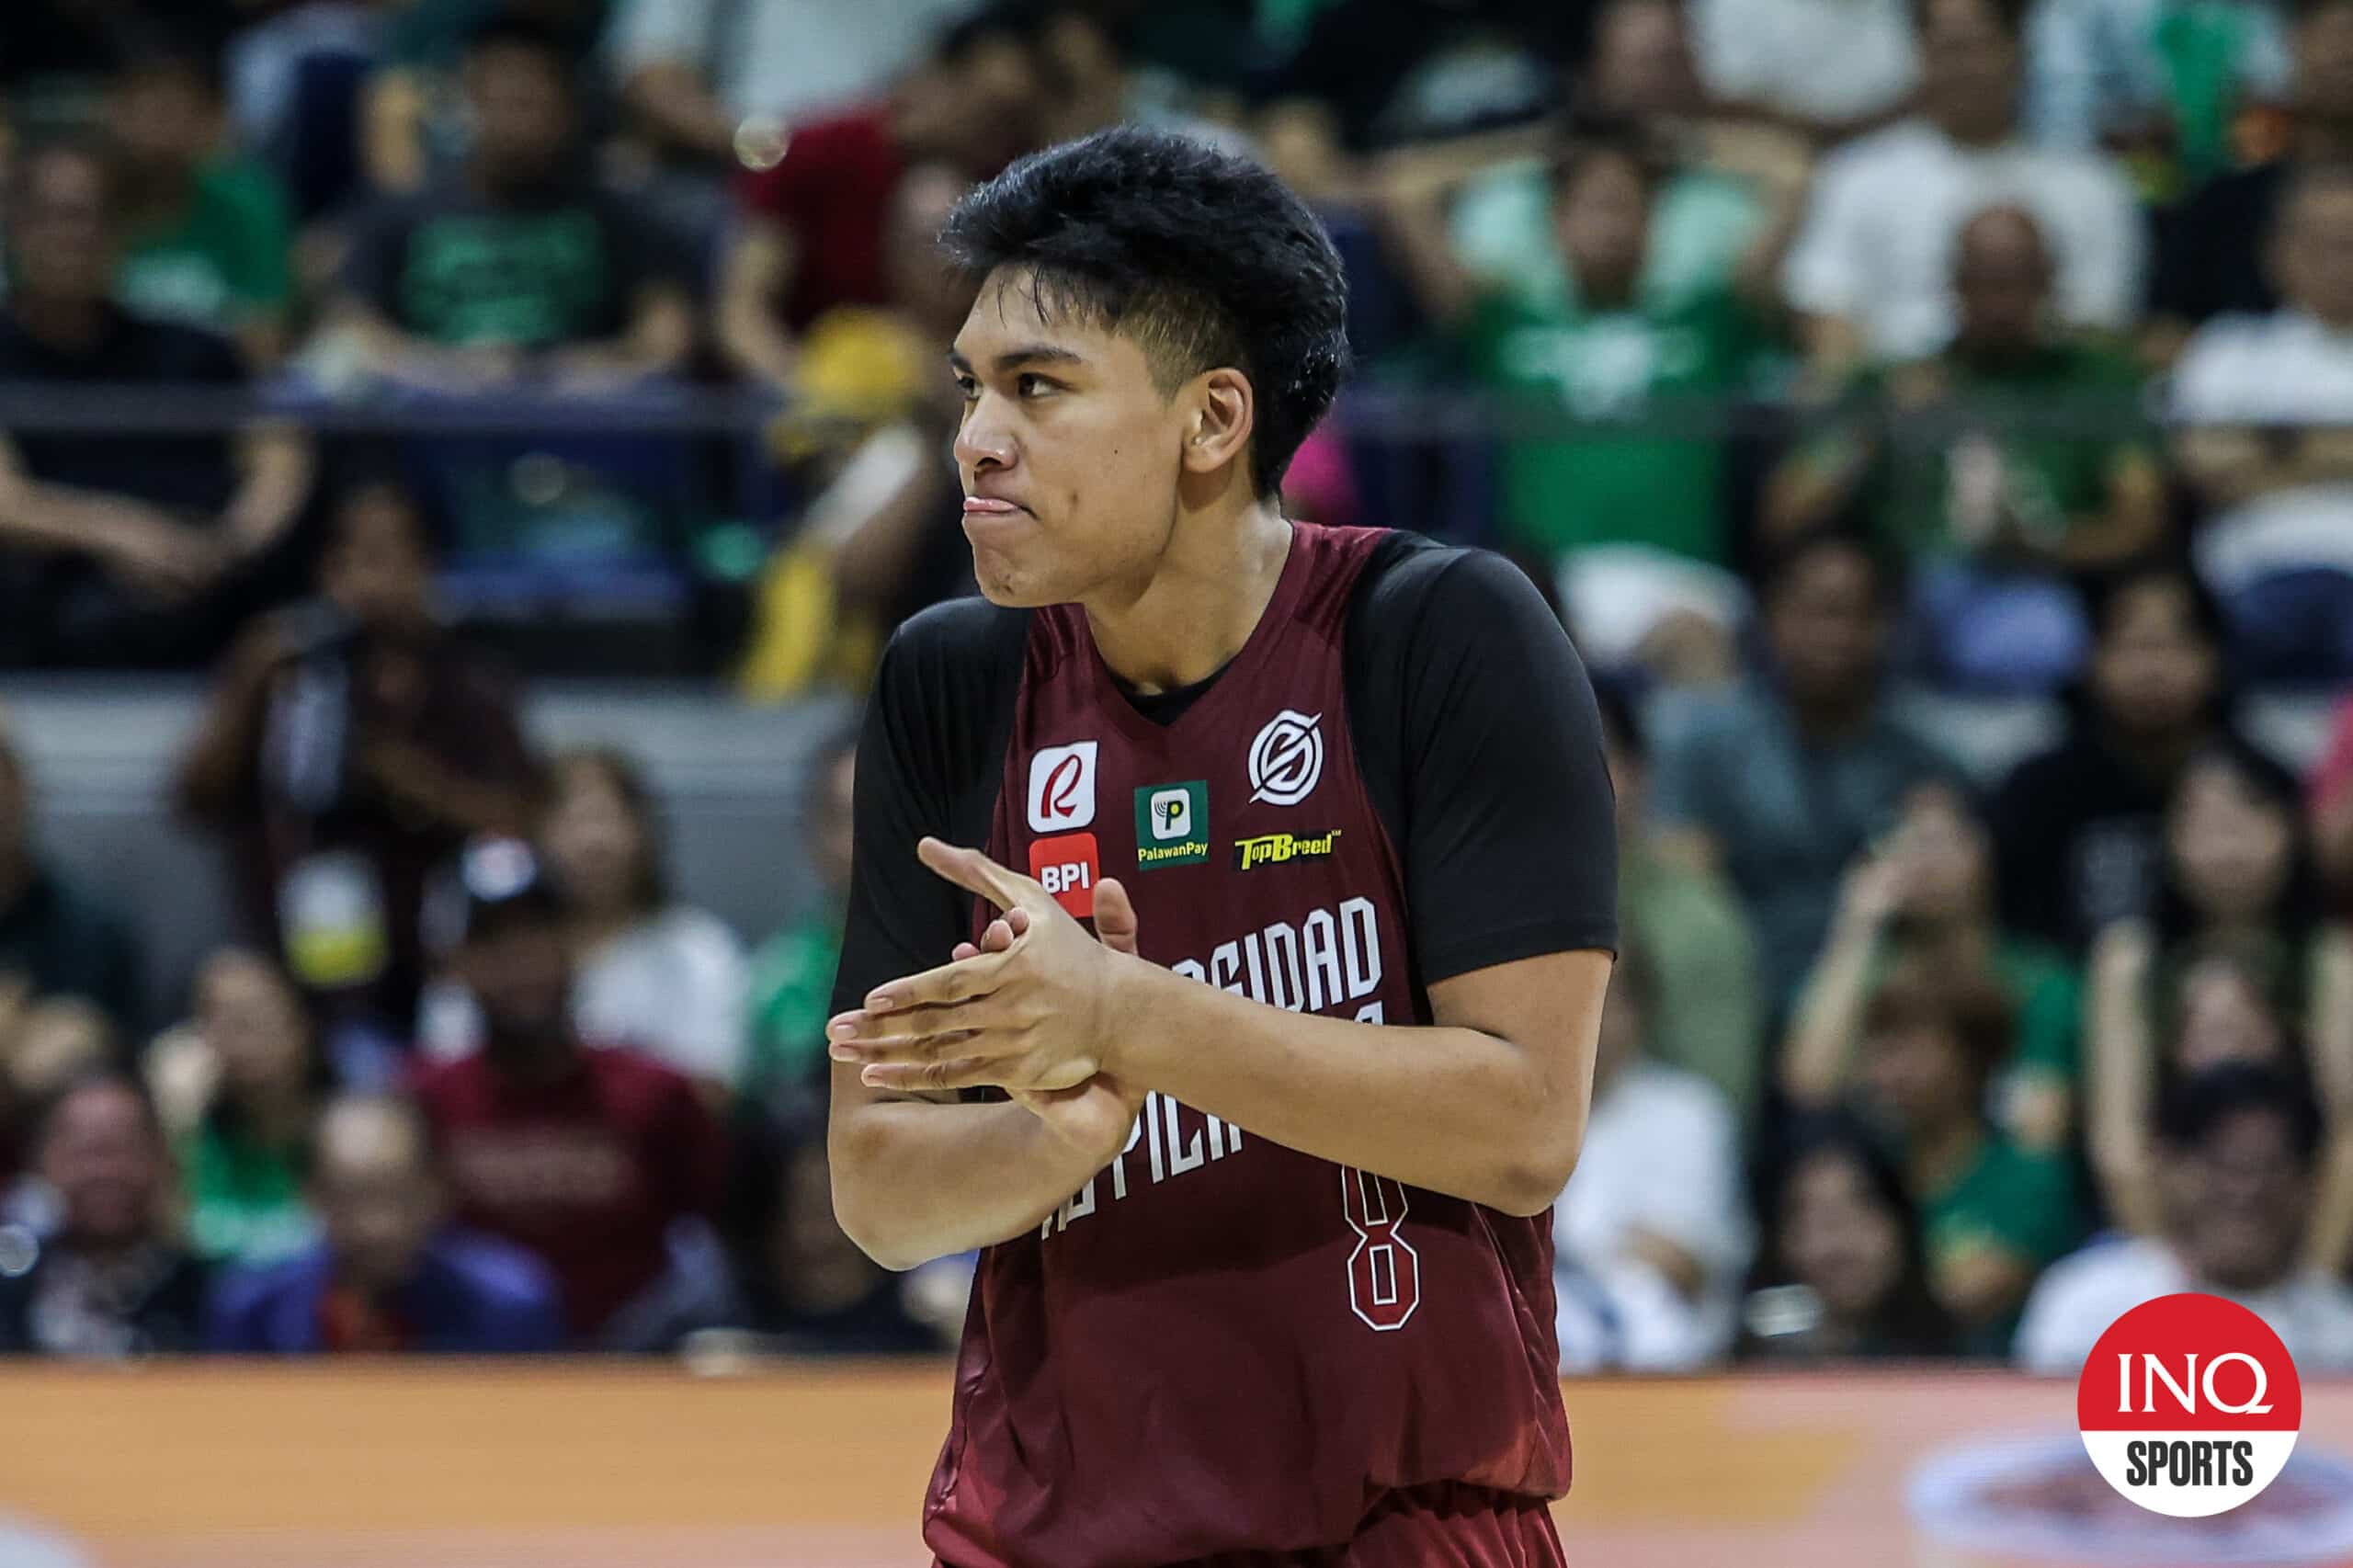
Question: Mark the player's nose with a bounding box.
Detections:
[953,396,1017,474]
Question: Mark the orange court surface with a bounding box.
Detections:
[7,1365,2353,1567]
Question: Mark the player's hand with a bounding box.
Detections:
[826,836,1137,1099]
[953,889,1148,1162]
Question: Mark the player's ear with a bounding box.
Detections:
[1180,367,1255,479]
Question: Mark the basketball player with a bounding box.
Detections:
[825,127,1618,1567]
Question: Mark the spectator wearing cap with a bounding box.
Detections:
[1779,0,2143,377]
[409,845,732,1348]
[0,1071,210,1358]
[323,13,694,395]
[0,138,314,670]
[2018,1063,2353,1372]
[1649,529,1964,1007]
[421,747,750,1093]
[175,480,541,1063]
[207,1094,563,1354]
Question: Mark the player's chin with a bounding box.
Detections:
[967,540,1060,608]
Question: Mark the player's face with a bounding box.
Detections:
[949,272,1194,608]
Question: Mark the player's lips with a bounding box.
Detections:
[963,494,1032,545]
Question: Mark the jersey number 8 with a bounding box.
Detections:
[1341,1167,1422,1331]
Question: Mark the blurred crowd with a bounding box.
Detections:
[2,0,2353,1372]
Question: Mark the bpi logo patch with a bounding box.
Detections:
[1028,833,1098,917]
[1247,710,1324,806]
[1027,742,1097,833]
[2076,1292,2301,1517]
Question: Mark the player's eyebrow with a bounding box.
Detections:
[946,345,1089,376]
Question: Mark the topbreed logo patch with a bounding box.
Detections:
[2077,1292,2301,1518]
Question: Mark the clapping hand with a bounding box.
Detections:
[831,838,1147,1158]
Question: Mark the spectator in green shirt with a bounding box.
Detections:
[105,33,297,368]
[148,949,324,1268]
[1846,955,2085,1355]
[1764,202,2168,692]
[743,727,858,1112]
[1783,778,2085,1154]
[1375,119,1803,684]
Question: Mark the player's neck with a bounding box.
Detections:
[1083,505,1295,696]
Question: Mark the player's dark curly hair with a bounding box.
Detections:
[938,125,1351,498]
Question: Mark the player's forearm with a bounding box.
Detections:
[829,1093,1115,1270]
[1106,960,1586,1217]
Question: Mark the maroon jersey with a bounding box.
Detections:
[837,525,1618,1565]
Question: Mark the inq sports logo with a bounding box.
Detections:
[2077,1293,2302,1518]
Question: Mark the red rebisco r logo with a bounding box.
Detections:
[1042,756,1082,816]
[1027,742,1098,833]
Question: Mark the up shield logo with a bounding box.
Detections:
[2077,1292,2302,1517]
[1247,710,1323,806]
[1134,782,1209,869]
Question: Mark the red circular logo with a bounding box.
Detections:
[2075,1292,2302,1517]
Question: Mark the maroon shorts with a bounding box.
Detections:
[934,1483,1567,1568]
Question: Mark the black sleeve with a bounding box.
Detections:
[830,598,1028,1017]
[1347,536,1619,985]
